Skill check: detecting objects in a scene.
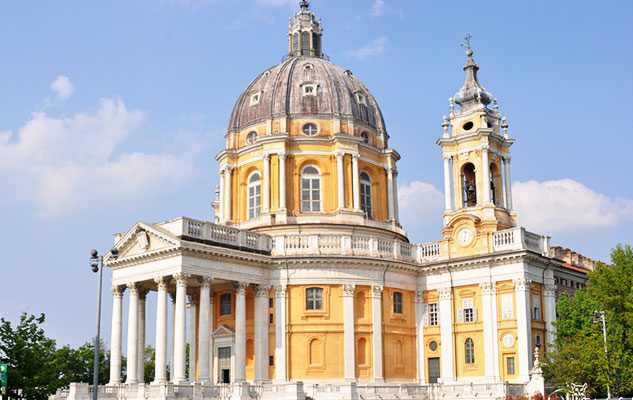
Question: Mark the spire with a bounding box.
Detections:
[453,36,494,112]
[287,0,323,58]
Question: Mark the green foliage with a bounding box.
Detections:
[0,313,59,400]
[143,345,155,383]
[544,244,633,398]
[54,341,111,386]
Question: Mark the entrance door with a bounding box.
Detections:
[428,357,440,383]
[218,346,231,383]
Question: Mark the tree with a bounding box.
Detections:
[544,244,633,398]
[142,345,155,383]
[0,313,59,400]
[54,341,111,386]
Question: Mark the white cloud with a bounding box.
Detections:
[345,36,388,60]
[513,179,633,233]
[370,0,385,17]
[50,75,74,102]
[0,96,198,218]
[398,181,444,242]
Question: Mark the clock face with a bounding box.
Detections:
[457,228,474,247]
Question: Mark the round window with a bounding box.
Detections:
[246,131,258,144]
[361,132,370,144]
[502,334,515,348]
[428,341,438,352]
[462,121,474,131]
[302,123,318,136]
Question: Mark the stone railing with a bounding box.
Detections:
[493,227,550,256]
[163,217,273,254]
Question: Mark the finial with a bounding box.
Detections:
[501,117,508,138]
[448,97,454,113]
[299,0,309,10]
[461,34,473,57]
[442,116,450,138]
[493,98,499,112]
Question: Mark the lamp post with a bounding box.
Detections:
[593,310,611,400]
[89,249,119,400]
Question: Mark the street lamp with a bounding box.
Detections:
[89,248,119,400]
[593,310,611,400]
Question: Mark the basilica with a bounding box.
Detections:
[55,2,593,400]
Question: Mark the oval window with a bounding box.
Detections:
[246,131,258,144]
[463,121,474,131]
[361,132,370,144]
[429,341,438,352]
[302,123,318,136]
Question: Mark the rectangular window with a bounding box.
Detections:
[269,355,274,366]
[301,177,321,212]
[501,294,514,320]
[269,313,274,324]
[220,293,232,316]
[393,292,403,314]
[507,356,515,375]
[269,298,274,308]
[460,297,476,323]
[306,287,323,310]
[532,295,541,320]
[427,303,439,326]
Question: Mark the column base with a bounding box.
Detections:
[372,377,385,383]
[150,379,168,385]
[230,382,251,400]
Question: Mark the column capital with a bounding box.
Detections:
[342,283,355,297]
[544,284,557,297]
[278,152,287,160]
[351,153,360,160]
[479,281,497,295]
[274,284,287,297]
[138,287,149,300]
[371,285,383,299]
[442,154,452,161]
[503,155,512,163]
[438,287,452,300]
[255,284,271,297]
[481,143,490,151]
[198,276,213,288]
[154,276,170,290]
[224,165,234,174]
[392,167,399,177]
[335,151,345,159]
[234,281,249,295]
[263,153,271,161]
[414,289,424,304]
[112,285,126,298]
[126,282,140,294]
[513,277,531,291]
[173,273,190,287]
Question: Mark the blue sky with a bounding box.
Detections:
[0,0,631,349]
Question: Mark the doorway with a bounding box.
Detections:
[428,357,440,383]
[218,346,231,383]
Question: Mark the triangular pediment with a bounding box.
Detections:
[111,222,181,260]
[212,325,235,337]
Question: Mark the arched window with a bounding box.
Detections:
[461,163,477,207]
[312,32,321,55]
[302,123,318,136]
[306,287,323,310]
[246,131,258,145]
[355,291,366,320]
[292,33,299,53]
[490,163,502,207]
[247,172,261,219]
[357,337,367,365]
[360,171,372,218]
[393,291,403,314]
[309,338,322,365]
[301,166,321,212]
[301,31,310,54]
[465,338,475,364]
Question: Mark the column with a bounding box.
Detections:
[336,152,345,210]
[342,284,356,381]
[218,169,224,223]
[198,277,212,382]
[125,283,140,384]
[503,156,513,211]
[544,283,557,347]
[153,277,169,384]
[414,290,426,384]
[278,153,287,211]
[234,282,248,382]
[274,285,287,382]
[188,295,198,382]
[209,291,215,382]
[371,285,384,382]
[263,154,271,213]
[224,166,233,222]
[438,287,454,382]
[482,146,491,203]
[352,154,360,211]
[386,166,395,221]
[255,285,270,381]
[480,282,498,380]
[443,156,452,211]
[172,273,189,383]
[514,277,532,381]
[393,167,400,222]
[137,288,147,383]
[169,293,176,381]
[108,285,125,384]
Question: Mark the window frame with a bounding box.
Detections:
[305,287,324,311]
[360,171,373,218]
[219,292,232,316]
[465,337,475,364]
[300,165,322,212]
[302,123,319,136]
[393,291,404,314]
[246,131,258,144]
[501,293,514,320]
[428,302,439,326]
[532,294,541,320]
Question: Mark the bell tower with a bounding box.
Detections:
[437,44,517,254]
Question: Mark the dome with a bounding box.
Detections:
[228,56,387,135]
[453,53,494,112]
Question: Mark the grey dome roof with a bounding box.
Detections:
[453,55,494,112]
[228,56,387,134]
